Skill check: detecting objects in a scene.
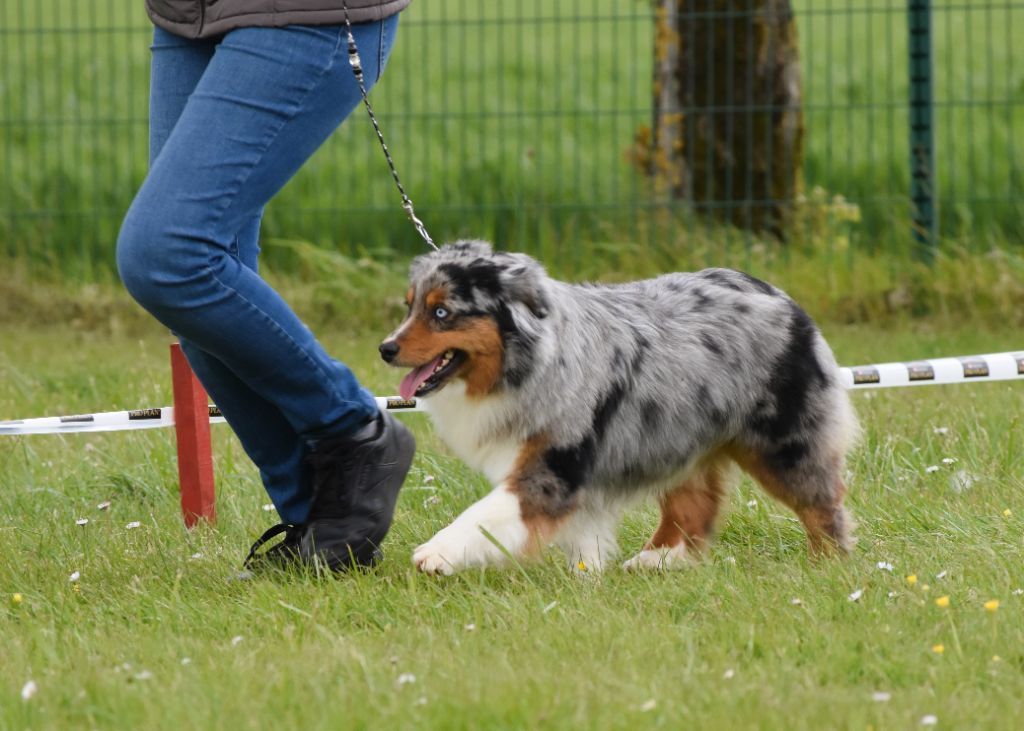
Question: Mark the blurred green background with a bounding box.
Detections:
[2,0,1021,283]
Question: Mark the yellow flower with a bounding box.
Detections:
[1003,508,1012,518]
[992,655,1002,663]
[921,584,930,592]
[11,593,23,605]
[932,644,945,654]
[984,599,999,613]
[577,560,588,572]
[906,574,918,586]
[935,595,950,608]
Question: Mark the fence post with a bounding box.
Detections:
[908,0,936,260]
[169,344,216,527]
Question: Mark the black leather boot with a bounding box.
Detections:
[245,412,415,572]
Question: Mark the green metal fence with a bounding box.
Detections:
[1,1,1021,279]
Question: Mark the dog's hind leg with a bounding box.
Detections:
[729,445,855,555]
[622,456,733,571]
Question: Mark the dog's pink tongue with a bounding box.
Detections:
[399,355,444,400]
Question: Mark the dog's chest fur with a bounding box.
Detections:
[423,380,522,485]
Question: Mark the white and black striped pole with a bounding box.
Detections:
[3,351,1023,437]
[2,347,1021,528]
[838,351,1024,389]
[0,398,425,436]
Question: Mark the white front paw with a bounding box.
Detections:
[622,544,691,571]
[412,520,515,575]
[413,485,528,575]
[412,535,459,575]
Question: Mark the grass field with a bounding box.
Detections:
[2,284,1023,728]
[2,1,1023,724]
[2,0,1023,277]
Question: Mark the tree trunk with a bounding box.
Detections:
[640,0,804,238]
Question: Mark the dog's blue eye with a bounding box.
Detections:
[434,306,449,320]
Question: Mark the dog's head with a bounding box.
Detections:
[380,240,550,399]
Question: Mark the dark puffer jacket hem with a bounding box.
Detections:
[146,1,411,39]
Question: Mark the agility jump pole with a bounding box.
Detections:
[1,347,1022,527]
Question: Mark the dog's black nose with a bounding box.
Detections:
[379,340,399,363]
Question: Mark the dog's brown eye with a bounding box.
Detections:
[433,306,450,320]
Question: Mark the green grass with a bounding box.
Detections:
[2,0,1022,278]
[2,295,1023,728]
[3,1,1023,723]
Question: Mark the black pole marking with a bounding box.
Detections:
[852,367,881,385]
[959,357,989,378]
[906,361,935,381]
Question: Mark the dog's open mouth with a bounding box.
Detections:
[399,349,467,399]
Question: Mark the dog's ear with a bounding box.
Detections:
[498,253,549,319]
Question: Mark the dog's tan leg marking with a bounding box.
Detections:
[727,446,854,555]
[623,458,728,571]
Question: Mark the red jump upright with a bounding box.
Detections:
[170,343,217,527]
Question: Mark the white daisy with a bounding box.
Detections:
[21,680,37,701]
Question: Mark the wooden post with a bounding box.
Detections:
[170,343,216,527]
[638,0,805,238]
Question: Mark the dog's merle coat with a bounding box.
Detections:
[385,241,857,574]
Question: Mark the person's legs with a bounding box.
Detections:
[149,27,215,162]
[146,26,314,524]
[119,18,408,543]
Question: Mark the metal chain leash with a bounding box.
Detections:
[341,3,438,251]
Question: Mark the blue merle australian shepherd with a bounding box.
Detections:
[379,241,857,574]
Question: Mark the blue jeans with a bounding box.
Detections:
[117,18,399,525]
